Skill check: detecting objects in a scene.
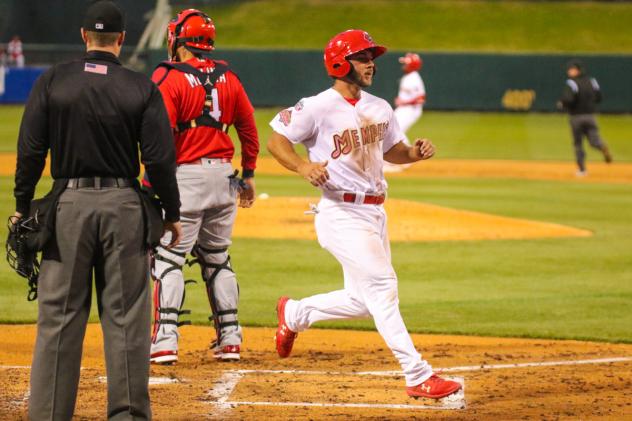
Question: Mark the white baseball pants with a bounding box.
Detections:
[284,198,433,386]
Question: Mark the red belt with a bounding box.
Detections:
[180,157,231,165]
[342,193,385,205]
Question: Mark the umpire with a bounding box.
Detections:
[13,1,182,420]
[558,60,613,176]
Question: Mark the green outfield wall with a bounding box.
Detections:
[154,49,632,113]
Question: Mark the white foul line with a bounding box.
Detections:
[231,356,632,377]
[2,356,630,374]
[220,400,463,411]
[98,376,184,385]
[436,356,632,373]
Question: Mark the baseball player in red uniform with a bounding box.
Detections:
[148,9,259,364]
[267,30,461,400]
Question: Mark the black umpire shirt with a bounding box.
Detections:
[15,50,181,221]
[560,74,602,115]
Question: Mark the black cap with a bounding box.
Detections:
[83,1,125,32]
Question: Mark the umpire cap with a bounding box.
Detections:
[83,1,125,32]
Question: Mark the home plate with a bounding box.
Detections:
[435,376,466,409]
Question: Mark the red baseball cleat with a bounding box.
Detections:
[214,344,240,361]
[275,296,297,358]
[150,350,178,365]
[406,374,462,399]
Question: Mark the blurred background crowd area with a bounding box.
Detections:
[1,0,632,111]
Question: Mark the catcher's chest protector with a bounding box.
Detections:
[155,61,230,133]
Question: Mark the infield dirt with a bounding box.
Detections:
[233,196,591,242]
[1,325,631,420]
[2,154,632,183]
[1,155,630,419]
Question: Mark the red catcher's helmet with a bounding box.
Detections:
[324,29,387,78]
[167,9,216,61]
[399,53,422,73]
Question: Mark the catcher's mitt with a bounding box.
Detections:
[6,216,40,301]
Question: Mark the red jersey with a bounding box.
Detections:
[151,57,259,172]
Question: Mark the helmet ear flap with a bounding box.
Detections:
[332,60,351,78]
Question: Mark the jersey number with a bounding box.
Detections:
[208,88,222,121]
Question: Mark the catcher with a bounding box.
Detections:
[148,8,259,364]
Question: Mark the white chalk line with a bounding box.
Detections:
[2,356,630,374]
[211,376,466,411]
[220,400,463,410]
[206,372,244,410]
[231,356,632,377]
[97,376,184,385]
[206,356,631,412]
[2,356,630,412]
[8,390,29,408]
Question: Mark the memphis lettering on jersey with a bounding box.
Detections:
[331,122,389,159]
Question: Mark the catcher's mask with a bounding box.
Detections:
[6,216,40,301]
[167,9,216,62]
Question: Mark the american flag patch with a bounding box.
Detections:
[84,62,108,75]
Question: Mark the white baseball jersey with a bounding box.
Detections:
[397,71,425,108]
[270,88,404,194]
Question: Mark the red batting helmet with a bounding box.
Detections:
[324,29,387,78]
[399,53,422,73]
[167,9,216,61]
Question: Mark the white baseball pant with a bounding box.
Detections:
[151,161,242,355]
[283,197,433,386]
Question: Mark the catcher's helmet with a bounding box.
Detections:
[324,29,387,78]
[399,52,422,73]
[167,9,216,61]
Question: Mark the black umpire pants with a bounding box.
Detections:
[570,114,604,171]
[28,187,151,421]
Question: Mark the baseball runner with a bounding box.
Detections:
[267,29,461,400]
[148,9,259,364]
[385,52,425,173]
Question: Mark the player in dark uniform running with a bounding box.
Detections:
[558,60,613,176]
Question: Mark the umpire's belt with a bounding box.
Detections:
[66,177,134,189]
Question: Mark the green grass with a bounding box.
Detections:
[3,105,631,161]
[205,0,632,53]
[1,174,631,342]
[1,105,630,342]
[0,106,23,153]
